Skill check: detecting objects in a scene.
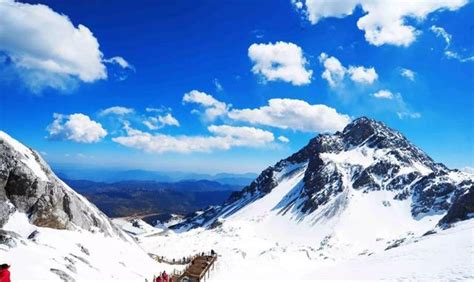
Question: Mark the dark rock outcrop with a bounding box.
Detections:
[0,131,123,238]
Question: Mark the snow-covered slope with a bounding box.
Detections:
[175,117,473,233]
[143,117,473,280]
[0,131,170,281]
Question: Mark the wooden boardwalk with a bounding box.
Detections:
[170,254,217,282]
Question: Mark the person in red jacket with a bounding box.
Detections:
[155,274,162,282]
[162,271,169,282]
[0,264,11,282]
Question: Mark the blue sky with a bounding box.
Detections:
[0,0,473,173]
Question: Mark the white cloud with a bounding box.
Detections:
[112,124,274,153]
[430,25,452,48]
[46,113,107,143]
[228,98,351,133]
[319,53,346,87]
[278,136,290,143]
[143,113,180,130]
[213,78,223,92]
[444,50,474,63]
[429,25,474,63]
[400,68,416,81]
[397,112,421,119]
[103,56,134,70]
[461,167,474,175]
[297,0,468,46]
[372,89,394,99]
[183,90,229,120]
[0,0,108,91]
[371,90,420,119]
[248,41,312,86]
[347,66,378,84]
[319,53,378,87]
[99,106,134,116]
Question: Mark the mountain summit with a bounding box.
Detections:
[175,117,473,231]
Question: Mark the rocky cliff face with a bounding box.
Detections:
[0,131,123,237]
[174,117,473,230]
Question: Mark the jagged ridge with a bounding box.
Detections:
[174,117,473,230]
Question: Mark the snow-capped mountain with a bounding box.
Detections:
[139,117,473,280]
[0,131,170,281]
[175,117,473,232]
[0,131,123,237]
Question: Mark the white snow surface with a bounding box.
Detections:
[138,166,474,281]
[0,213,176,281]
[0,131,49,181]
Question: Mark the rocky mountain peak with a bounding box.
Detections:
[0,131,124,238]
[173,117,473,231]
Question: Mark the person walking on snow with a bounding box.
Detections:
[155,274,163,282]
[162,271,169,282]
[0,264,11,282]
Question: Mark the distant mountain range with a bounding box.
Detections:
[63,179,242,218]
[53,166,257,186]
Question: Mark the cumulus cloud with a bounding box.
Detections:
[112,124,274,153]
[183,90,229,120]
[295,0,468,46]
[248,41,312,86]
[372,89,394,99]
[99,106,135,116]
[278,136,290,143]
[0,0,108,91]
[46,113,107,143]
[347,66,378,84]
[228,98,351,133]
[319,53,378,87]
[0,0,134,92]
[400,68,416,81]
[143,113,180,130]
[319,53,346,87]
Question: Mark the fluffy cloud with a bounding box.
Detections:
[99,106,135,116]
[46,113,107,143]
[319,53,346,87]
[372,89,394,99]
[112,124,274,153]
[0,0,109,91]
[143,113,180,130]
[248,41,312,85]
[278,136,290,143]
[319,53,378,87]
[400,68,415,81]
[347,66,378,84]
[228,98,351,133]
[296,0,468,46]
[183,90,229,120]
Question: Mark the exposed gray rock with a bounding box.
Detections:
[173,117,473,231]
[0,131,124,238]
